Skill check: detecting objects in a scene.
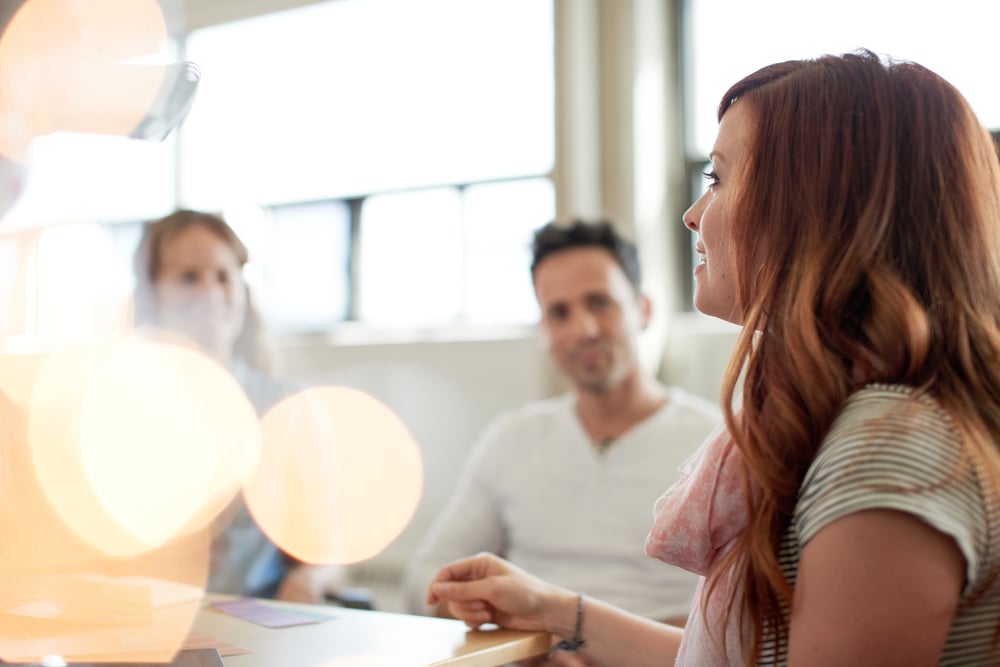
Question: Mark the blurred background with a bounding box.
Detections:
[2,0,999,612]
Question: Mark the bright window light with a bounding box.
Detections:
[463,178,555,325]
[357,188,463,325]
[3,133,175,228]
[36,223,138,338]
[261,201,351,331]
[685,0,1000,155]
[180,0,555,210]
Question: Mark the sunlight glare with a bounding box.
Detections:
[28,337,260,557]
[245,387,423,565]
[0,0,169,159]
[1,379,210,663]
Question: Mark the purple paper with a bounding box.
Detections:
[211,597,330,628]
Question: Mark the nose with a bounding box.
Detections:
[683,191,708,232]
[569,310,601,339]
[189,279,233,310]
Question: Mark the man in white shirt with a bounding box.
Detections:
[403,220,720,626]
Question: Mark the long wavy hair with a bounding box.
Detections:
[705,50,1000,663]
[132,209,272,372]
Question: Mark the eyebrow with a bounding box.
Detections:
[709,150,726,163]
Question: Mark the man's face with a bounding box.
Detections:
[534,246,649,394]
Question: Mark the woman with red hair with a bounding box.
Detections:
[427,50,1000,666]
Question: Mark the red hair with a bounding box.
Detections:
[706,50,1000,664]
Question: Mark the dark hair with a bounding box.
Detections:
[132,209,271,371]
[530,219,641,289]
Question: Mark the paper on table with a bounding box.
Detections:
[209,598,333,628]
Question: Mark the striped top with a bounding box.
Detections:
[760,384,1000,666]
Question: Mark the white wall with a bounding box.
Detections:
[660,312,741,406]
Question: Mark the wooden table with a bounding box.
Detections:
[193,597,550,667]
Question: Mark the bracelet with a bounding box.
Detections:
[550,593,586,654]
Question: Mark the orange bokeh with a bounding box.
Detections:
[245,387,424,565]
[27,337,260,557]
[0,360,212,663]
[0,0,169,159]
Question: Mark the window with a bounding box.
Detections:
[176,0,556,331]
[355,177,553,327]
[14,221,142,342]
[180,0,554,206]
[0,0,556,342]
[463,178,554,325]
[258,201,352,332]
[357,188,463,325]
[679,0,1000,306]
[683,0,1000,156]
[2,133,175,230]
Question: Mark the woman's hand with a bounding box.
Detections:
[427,552,576,635]
[430,552,685,667]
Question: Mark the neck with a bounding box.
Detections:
[574,372,667,443]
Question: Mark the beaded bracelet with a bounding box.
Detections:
[550,593,586,654]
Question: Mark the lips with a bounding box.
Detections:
[572,343,608,367]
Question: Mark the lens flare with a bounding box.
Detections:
[245,387,424,565]
[0,0,170,159]
[0,350,45,409]
[27,336,260,557]
[0,380,210,663]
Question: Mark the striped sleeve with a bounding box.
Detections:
[795,385,987,594]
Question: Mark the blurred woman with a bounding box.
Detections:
[134,209,344,603]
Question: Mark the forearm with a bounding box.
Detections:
[545,590,683,667]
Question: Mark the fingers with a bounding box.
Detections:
[424,556,553,634]
[426,553,503,604]
[429,576,496,605]
[453,599,489,614]
[446,600,494,628]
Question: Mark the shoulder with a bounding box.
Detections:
[827,383,956,443]
[809,383,962,483]
[797,383,988,585]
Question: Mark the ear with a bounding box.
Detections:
[638,293,652,330]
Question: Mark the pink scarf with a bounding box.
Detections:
[644,423,750,665]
